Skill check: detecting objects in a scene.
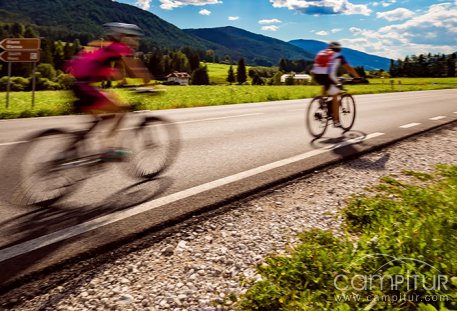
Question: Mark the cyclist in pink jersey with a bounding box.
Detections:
[68,22,152,160]
[70,22,151,113]
[312,42,360,127]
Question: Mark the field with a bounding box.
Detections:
[0,77,457,119]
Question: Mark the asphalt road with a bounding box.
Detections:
[0,89,456,286]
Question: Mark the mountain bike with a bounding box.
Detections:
[13,101,180,207]
[306,78,358,138]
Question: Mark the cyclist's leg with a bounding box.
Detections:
[327,80,340,125]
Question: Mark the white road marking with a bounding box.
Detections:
[453,112,457,114]
[0,141,28,147]
[429,116,446,120]
[399,123,421,129]
[172,113,264,125]
[0,132,385,262]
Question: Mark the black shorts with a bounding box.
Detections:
[313,74,336,89]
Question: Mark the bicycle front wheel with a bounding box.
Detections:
[122,115,180,179]
[13,129,87,206]
[339,94,356,131]
[306,96,329,138]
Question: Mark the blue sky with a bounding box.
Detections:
[116,0,457,59]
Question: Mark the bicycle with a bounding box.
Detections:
[306,78,358,138]
[12,97,180,207]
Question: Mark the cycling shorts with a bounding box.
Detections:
[72,82,118,113]
[313,74,339,96]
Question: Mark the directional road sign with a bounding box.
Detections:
[0,38,41,51]
[0,50,40,62]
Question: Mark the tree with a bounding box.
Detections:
[447,53,456,77]
[251,74,265,85]
[236,58,247,85]
[191,65,210,85]
[227,65,235,84]
[271,71,284,85]
[37,63,57,81]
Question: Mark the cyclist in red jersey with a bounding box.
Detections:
[312,42,360,127]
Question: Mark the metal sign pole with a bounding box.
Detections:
[32,61,37,109]
[6,62,11,109]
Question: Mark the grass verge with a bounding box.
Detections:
[237,165,457,310]
[0,77,457,119]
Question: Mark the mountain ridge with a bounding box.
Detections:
[184,26,314,66]
[289,39,391,70]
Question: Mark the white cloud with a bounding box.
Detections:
[228,16,240,21]
[331,28,342,33]
[135,0,151,10]
[379,2,457,45]
[376,8,414,21]
[258,19,282,24]
[199,9,211,15]
[261,25,280,31]
[370,0,396,8]
[316,30,329,35]
[269,0,372,16]
[160,0,222,10]
[341,2,457,58]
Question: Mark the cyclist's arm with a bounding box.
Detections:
[121,56,152,84]
[342,63,361,79]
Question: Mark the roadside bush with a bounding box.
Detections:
[36,77,62,90]
[57,73,75,90]
[239,165,457,310]
[0,76,30,91]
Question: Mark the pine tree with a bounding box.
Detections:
[191,65,210,85]
[227,65,235,84]
[236,58,247,85]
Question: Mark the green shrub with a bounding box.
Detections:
[239,165,457,310]
[0,76,30,91]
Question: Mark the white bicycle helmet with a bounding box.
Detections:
[103,22,144,41]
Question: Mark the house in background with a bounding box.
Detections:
[280,73,312,85]
[166,72,191,85]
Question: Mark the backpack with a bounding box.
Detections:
[314,49,335,67]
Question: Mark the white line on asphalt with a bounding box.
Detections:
[399,123,421,129]
[0,132,384,262]
[454,112,457,114]
[0,141,28,147]
[172,113,264,124]
[429,116,446,120]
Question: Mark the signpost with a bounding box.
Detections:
[0,38,41,108]
[0,50,41,62]
[0,38,41,51]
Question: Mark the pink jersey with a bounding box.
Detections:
[68,42,133,82]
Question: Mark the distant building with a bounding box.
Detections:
[166,71,191,86]
[280,73,312,85]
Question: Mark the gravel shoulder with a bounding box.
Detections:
[2,122,457,311]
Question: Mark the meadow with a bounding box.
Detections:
[0,77,457,119]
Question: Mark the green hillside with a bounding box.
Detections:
[0,0,214,50]
[185,26,314,66]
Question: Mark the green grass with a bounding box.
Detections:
[0,77,457,119]
[237,165,457,310]
[205,62,253,85]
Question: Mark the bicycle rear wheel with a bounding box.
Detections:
[12,129,87,206]
[306,96,329,138]
[121,115,180,179]
[339,94,356,131]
